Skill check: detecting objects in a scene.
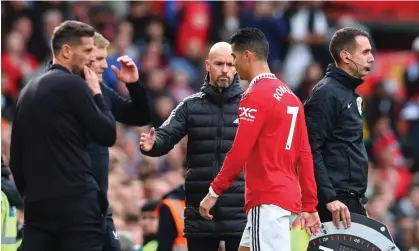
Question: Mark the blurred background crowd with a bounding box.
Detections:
[1,1,419,250]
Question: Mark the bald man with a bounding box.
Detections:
[140,42,246,251]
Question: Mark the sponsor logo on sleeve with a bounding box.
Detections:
[239,107,257,122]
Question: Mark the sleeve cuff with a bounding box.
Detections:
[319,189,337,204]
[302,201,318,213]
[209,186,219,198]
[210,182,223,196]
[324,194,337,204]
[126,80,142,88]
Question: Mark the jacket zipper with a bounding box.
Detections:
[213,98,223,224]
[215,99,223,176]
[346,147,351,182]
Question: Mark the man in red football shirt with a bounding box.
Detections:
[199,28,320,251]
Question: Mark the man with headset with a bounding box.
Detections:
[304,27,375,229]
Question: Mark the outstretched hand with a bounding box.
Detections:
[139,127,156,151]
[111,55,139,84]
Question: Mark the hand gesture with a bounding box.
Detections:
[111,55,139,84]
[199,194,217,220]
[139,127,156,151]
[299,212,321,236]
[326,200,351,229]
[84,66,101,95]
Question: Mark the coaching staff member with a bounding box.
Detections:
[88,32,151,251]
[304,27,375,229]
[140,42,246,251]
[10,21,116,251]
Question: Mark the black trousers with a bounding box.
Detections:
[187,236,241,251]
[22,189,108,251]
[317,193,367,223]
[102,208,121,251]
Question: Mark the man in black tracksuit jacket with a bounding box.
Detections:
[41,39,151,251]
[10,21,116,250]
[140,41,246,251]
[304,27,375,227]
[89,81,151,251]
[87,33,152,251]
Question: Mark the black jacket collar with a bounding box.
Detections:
[47,61,71,74]
[200,73,243,102]
[325,64,364,90]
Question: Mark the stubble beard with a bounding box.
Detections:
[216,81,230,89]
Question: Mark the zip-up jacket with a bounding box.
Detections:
[304,64,369,204]
[142,75,246,238]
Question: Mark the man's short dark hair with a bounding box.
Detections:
[229,27,269,61]
[51,20,95,56]
[141,200,159,213]
[329,27,370,63]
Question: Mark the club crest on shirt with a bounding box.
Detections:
[356,97,363,115]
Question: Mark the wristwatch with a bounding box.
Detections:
[208,186,219,198]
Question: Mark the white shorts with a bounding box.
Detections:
[239,204,297,251]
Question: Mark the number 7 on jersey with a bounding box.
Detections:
[285,106,299,150]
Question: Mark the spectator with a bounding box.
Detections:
[175,2,210,57]
[398,183,419,221]
[401,36,419,173]
[139,201,159,251]
[365,80,400,140]
[1,31,38,99]
[103,21,141,90]
[126,2,157,43]
[240,1,288,68]
[117,231,136,251]
[136,18,172,61]
[295,61,323,102]
[156,184,186,251]
[168,70,193,104]
[283,2,330,90]
[29,9,63,62]
[209,1,241,43]
[1,71,15,121]
[372,116,412,200]
[1,157,23,211]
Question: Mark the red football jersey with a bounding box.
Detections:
[211,73,318,214]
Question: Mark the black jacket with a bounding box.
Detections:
[157,185,185,251]
[87,81,151,194]
[304,64,369,204]
[10,64,116,201]
[142,75,246,238]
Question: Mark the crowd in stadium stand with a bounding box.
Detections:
[1,1,419,250]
